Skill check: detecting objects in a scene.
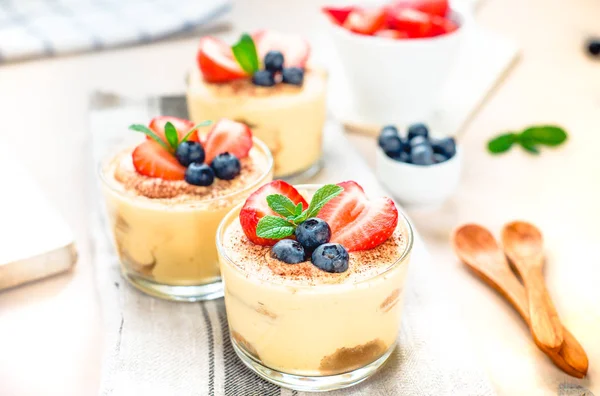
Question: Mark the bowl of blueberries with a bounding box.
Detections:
[376,122,461,207]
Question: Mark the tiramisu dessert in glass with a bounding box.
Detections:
[100,116,273,301]
[216,180,413,391]
[186,31,327,180]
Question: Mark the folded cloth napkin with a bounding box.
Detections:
[91,94,496,395]
[0,0,230,62]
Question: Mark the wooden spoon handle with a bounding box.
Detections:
[522,266,564,351]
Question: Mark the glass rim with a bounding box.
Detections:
[216,183,414,290]
[98,136,274,207]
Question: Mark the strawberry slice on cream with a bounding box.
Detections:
[197,37,248,83]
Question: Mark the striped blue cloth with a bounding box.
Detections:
[0,0,231,62]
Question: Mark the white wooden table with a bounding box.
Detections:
[0,0,598,395]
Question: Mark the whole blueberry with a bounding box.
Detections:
[411,144,435,166]
[431,137,457,158]
[380,135,404,157]
[176,141,205,166]
[271,239,305,264]
[295,218,331,250]
[210,152,241,180]
[407,123,429,140]
[264,50,285,72]
[185,163,215,186]
[378,125,399,147]
[392,151,411,163]
[433,153,449,163]
[282,67,304,86]
[410,135,429,148]
[252,70,276,87]
[587,38,600,57]
[311,243,349,273]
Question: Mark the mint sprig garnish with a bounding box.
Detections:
[231,33,259,74]
[256,184,344,240]
[487,125,568,155]
[128,120,212,153]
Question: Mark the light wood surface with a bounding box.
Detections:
[0,0,598,395]
[453,224,588,378]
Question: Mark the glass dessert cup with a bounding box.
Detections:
[216,184,413,391]
[185,69,327,182]
[100,138,274,302]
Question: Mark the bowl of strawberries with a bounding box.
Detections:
[323,0,470,126]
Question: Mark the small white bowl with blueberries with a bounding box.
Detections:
[376,123,461,207]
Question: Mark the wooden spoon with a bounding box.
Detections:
[452,224,588,378]
[501,221,564,352]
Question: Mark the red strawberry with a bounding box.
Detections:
[429,15,459,36]
[390,0,449,17]
[385,8,435,38]
[197,37,248,83]
[203,119,253,164]
[240,181,309,246]
[253,30,310,68]
[148,116,199,143]
[343,8,387,35]
[132,141,186,180]
[318,181,398,252]
[374,29,410,39]
[322,6,355,25]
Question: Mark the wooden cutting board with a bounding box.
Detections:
[0,144,77,290]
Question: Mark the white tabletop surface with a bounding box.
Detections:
[0,0,599,395]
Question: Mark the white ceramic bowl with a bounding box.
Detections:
[326,4,471,126]
[376,146,462,207]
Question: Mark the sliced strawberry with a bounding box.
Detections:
[240,181,309,246]
[385,8,435,38]
[322,6,355,25]
[390,0,449,17]
[429,15,459,36]
[197,37,248,83]
[203,119,253,164]
[253,30,310,68]
[148,116,199,144]
[374,29,410,39]
[132,141,186,180]
[317,181,368,235]
[317,181,398,252]
[343,8,387,35]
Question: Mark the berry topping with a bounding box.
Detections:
[343,8,387,35]
[253,30,310,68]
[203,119,253,164]
[432,136,456,158]
[252,70,276,87]
[185,163,215,186]
[378,132,404,157]
[322,6,355,25]
[295,218,331,251]
[311,243,349,273]
[240,181,309,246]
[197,37,248,83]
[271,240,306,264]
[149,116,198,143]
[318,181,398,251]
[132,141,186,181]
[176,141,205,166]
[586,38,600,57]
[264,50,285,72]
[409,135,429,147]
[281,67,304,86]
[407,122,429,140]
[211,152,241,180]
[410,144,435,165]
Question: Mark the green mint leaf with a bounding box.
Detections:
[521,126,568,147]
[518,134,540,155]
[293,211,308,225]
[128,124,170,152]
[256,216,296,239]
[231,33,259,74]
[304,184,344,219]
[267,194,298,218]
[180,120,213,143]
[294,203,303,217]
[164,122,179,150]
[487,133,518,154]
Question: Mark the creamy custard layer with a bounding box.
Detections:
[186,68,327,178]
[101,144,273,286]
